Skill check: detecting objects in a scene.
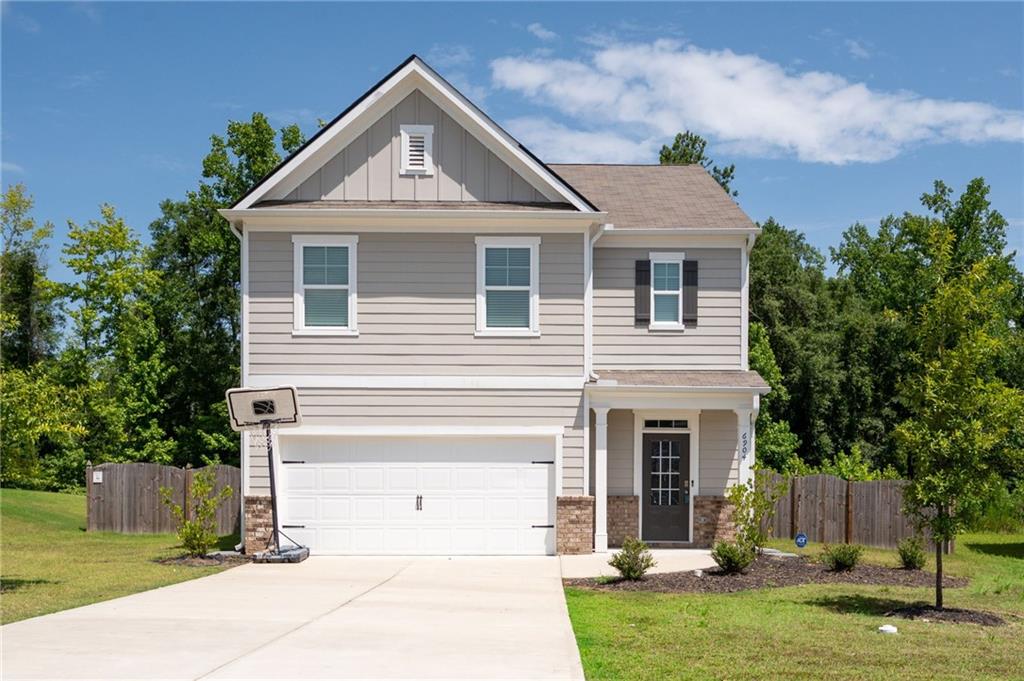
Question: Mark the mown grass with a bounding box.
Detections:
[566,533,1023,680]
[1,488,239,624]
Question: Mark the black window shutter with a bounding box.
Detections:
[634,260,651,324]
[683,260,698,326]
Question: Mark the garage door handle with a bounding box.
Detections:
[532,460,554,465]
[282,460,305,464]
[282,524,306,529]
[531,524,554,529]
[416,495,422,511]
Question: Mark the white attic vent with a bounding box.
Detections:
[400,124,433,176]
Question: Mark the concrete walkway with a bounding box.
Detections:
[1,557,584,680]
[560,548,716,579]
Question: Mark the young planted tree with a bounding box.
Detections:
[659,131,738,196]
[895,180,1024,609]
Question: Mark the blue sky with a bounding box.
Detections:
[3,1,1022,283]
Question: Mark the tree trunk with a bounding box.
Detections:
[935,534,943,610]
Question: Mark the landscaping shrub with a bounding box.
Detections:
[608,537,656,580]
[726,470,787,555]
[711,541,755,574]
[160,466,233,557]
[821,543,864,571]
[898,537,927,570]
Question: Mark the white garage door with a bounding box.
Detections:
[278,436,556,555]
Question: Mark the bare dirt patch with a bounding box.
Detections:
[564,555,968,594]
[155,553,249,568]
[886,604,1006,626]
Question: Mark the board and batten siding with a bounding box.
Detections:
[593,247,742,369]
[286,90,547,203]
[247,388,586,495]
[248,231,584,376]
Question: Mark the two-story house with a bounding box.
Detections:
[221,56,768,557]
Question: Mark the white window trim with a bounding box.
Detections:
[292,234,358,336]
[475,236,541,338]
[649,251,686,331]
[400,124,434,176]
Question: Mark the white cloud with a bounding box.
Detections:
[71,2,101,25]
[844,39,871,60]
[62,70,104,89]
[1,161,25,175]
[426,44,473,69]
[505,117,657,163]
[267,108,320,126]
[490,39,1024,164]
[527,23,558,41]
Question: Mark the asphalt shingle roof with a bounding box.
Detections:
[551,164,757,230]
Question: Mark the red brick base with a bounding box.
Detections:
[693,495,736,548]
[608,495,639,547]
[243,496,274,554]
[556,496,594,554]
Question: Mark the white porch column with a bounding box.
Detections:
[735,409,753,486]
[594,406,610,552]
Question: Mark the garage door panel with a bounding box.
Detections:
[280,436,556,555]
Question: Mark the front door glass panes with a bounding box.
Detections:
[649,439,681,506]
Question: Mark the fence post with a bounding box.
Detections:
[184,464,193,522]
[845,480,853,544]
[790,476,798,538]
[85,461,93,532]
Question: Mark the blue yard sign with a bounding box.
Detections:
[795,533,808,548]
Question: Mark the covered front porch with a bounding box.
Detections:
[559,370,769,554]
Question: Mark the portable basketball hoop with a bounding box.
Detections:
[226,386,309,563]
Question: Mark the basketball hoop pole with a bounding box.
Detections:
[262,420,282,554]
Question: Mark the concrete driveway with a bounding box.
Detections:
[1,557,584,680]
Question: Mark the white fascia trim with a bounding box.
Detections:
[587,384,771,395]
[221,209,604,226]
[603,226,761,236]
[234,60,596,212]
[246,374,586,390]
[277,425,565,437]
[475,236,541,335]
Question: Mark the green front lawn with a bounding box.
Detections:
[1,488,239,624]
[566,533,1023,680]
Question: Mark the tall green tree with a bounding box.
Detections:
[1,184,59,368]
[659,131,738,196]
[59,205,173,466]
[748,321,800,471]
[148,114,305,466]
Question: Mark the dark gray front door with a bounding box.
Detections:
[642,433,690,542]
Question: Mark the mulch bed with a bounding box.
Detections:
[885,605,1006,627]
[564,555,969,594]
[156,553,250,568]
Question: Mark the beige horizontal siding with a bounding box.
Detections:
[248,232,584,376]
[247,388,585,495]
[287,90,548,203]
[699,410,739,495]
[588,409,634,496]
[593,247,742,369]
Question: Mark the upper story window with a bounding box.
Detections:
[475,236,540,337]
[292,235,358,336]
[651,252,685,329]
[400,124,434,176]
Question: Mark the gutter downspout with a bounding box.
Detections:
[585,223,610,382]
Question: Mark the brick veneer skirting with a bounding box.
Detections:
[244,496,274,554]
[607,495,639,547]
[693,495,736,547]
[556,496,594,554]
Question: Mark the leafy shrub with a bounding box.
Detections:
[897,537,927,570]
[711,541,755,574]
[608,537,656,580]
[972,485,1024,533]
[726,470,787,555]
[821,543,864,571]
[160,466,233,557]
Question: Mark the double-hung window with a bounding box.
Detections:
[650,252,685,329]
[475,237,540,336]
[292,235,358,335]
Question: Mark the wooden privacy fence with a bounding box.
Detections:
[761,473,935,550]
[86,462,240,535]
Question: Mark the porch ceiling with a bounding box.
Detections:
[591,370,770,392]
